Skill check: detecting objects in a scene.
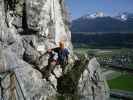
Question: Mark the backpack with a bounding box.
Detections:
[58,48,69,65]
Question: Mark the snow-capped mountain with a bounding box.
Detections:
[71,12,133,33]
[81,12,106,19]
[115,12,133,21]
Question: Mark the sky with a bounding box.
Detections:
[65,0,133,20]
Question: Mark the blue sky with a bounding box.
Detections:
[65,0,133,20]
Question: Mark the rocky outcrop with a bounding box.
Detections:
[0,0,109,100]
[78,57,109,100]
[57,55,109,100]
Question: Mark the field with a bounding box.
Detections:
[128,63,133,68]
[108,74,133,92]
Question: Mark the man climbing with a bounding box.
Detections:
[44,41,69,79]
[54,41,70,73]
[47,42,69,76]
[58,41,69,66]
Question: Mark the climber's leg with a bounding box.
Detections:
[61,65,65,74]
[45,60,56,80]
[49,61,56,74]
[50,61,58,78]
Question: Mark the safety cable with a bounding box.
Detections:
[0,72,26,100]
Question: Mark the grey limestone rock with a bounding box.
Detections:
[78,57,110,100]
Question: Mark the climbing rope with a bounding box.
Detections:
[0,72,26,100]
[14,74,26,100]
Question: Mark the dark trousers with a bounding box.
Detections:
[45,59,56,78]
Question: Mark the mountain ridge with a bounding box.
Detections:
[71,12,133,33]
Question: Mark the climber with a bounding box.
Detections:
[44,42,69,79]
[50,41,69,69]
[52,41,69,73]
[58,41,69,66]
[51,41,69,65]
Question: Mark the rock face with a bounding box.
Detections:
[0,0,109,100]
[57,55,109,100]
[78,57,109,100]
